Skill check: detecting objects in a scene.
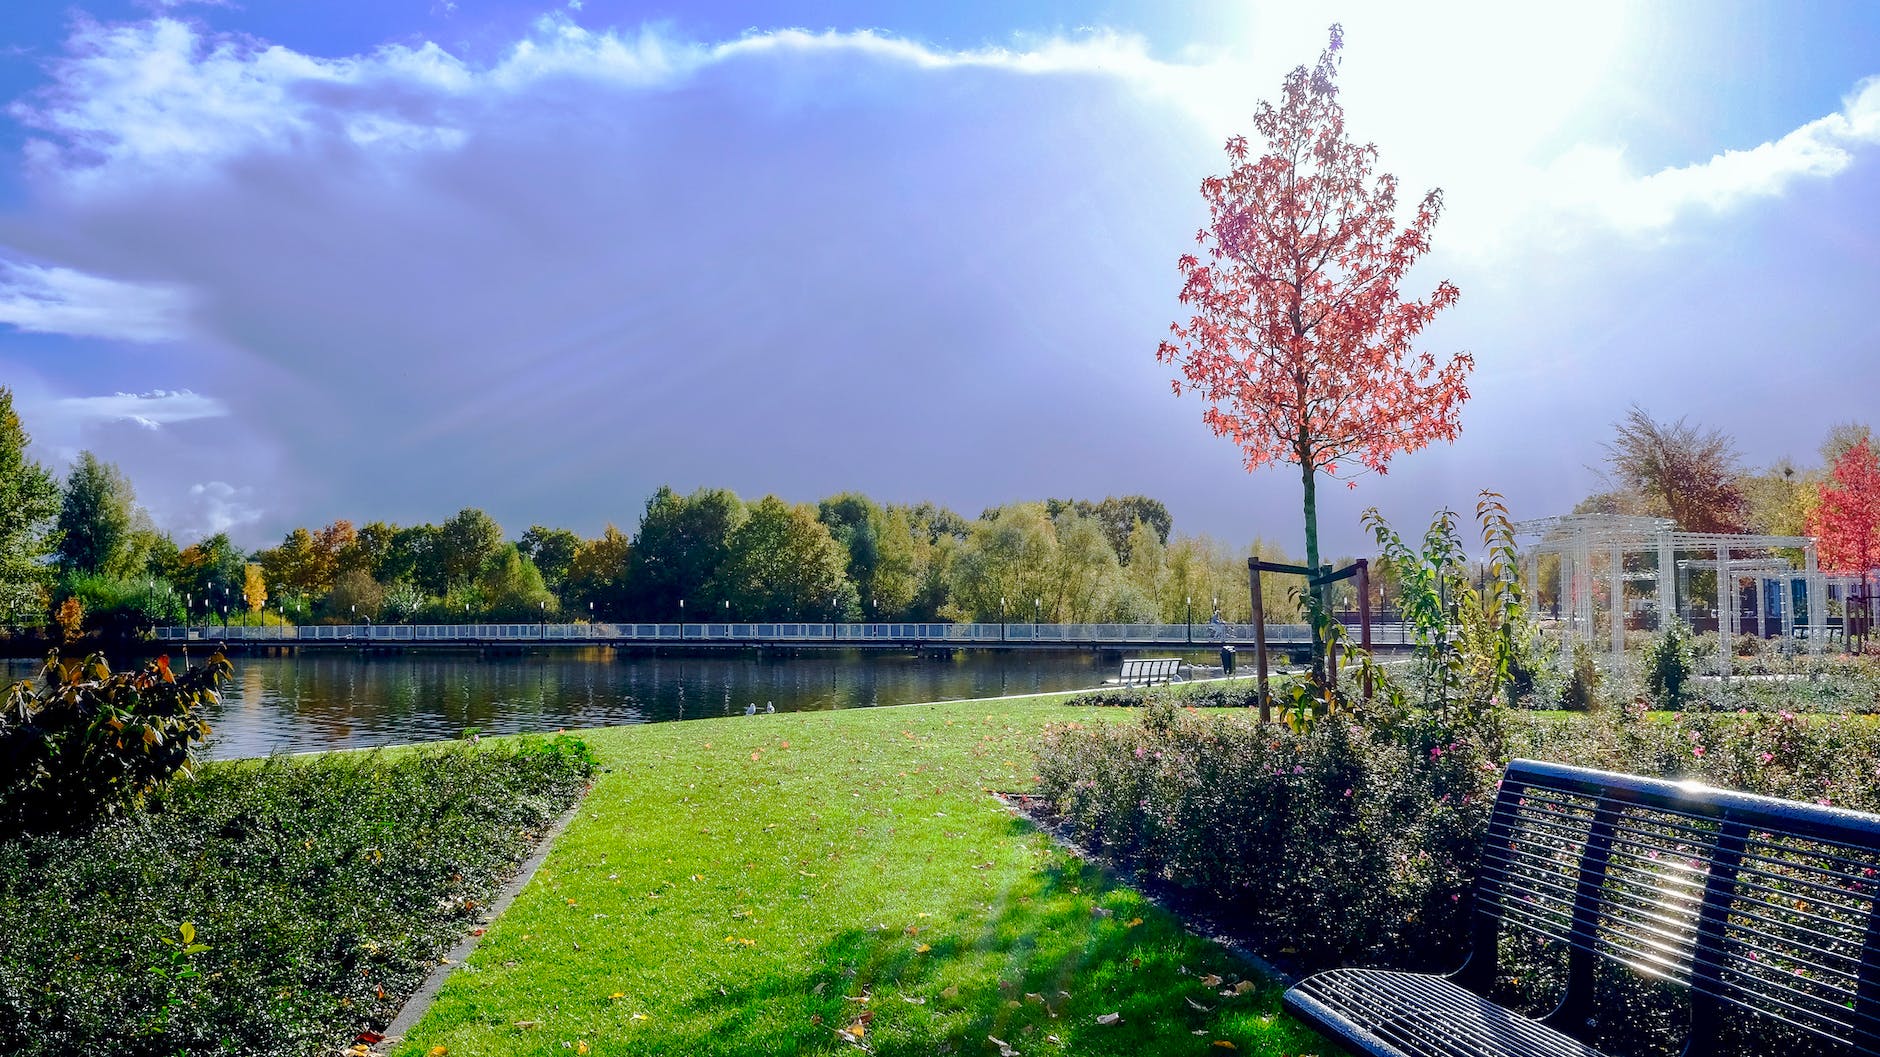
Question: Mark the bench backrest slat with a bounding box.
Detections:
[1119,658,1180,685]
[1480,759,1880,1050]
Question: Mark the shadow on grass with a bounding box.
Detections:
[678,827,1325,1056]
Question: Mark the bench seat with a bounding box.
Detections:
[1286,969,1608,1057]
[1283,759,1880,1057]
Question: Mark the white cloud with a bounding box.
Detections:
[185,481,262,535]
[51,389,227,430]
[0,259,192,341]
[1516,77,1880,239]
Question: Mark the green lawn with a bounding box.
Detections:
[390,695,1329,1056]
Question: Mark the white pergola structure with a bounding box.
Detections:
[1513,514,1826,669]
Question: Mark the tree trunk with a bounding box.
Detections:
[1300,451,1325,683]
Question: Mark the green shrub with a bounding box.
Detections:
[1,652,230,835]
[1642,620,1696,711]
[1561,640,1601,712]
[1036,702,1499,969]
[0,736,595,1056]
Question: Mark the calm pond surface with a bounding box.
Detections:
[4,648,1134,759]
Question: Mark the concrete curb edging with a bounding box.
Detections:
[371,785,592,1051]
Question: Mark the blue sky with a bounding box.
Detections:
[1,0,1877,555]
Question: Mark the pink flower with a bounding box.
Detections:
[1343,788,1353,797]
[1692,746,1705,758]
[1759,752,1774,766]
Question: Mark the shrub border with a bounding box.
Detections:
[372,785,592,1052]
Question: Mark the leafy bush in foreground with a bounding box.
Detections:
[1036,703,1880,976]
[0,735,594,1057]
[1,651,229,835]
[1037,701,1499,969]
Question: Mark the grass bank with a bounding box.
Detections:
[390,694,1325,1056]
[0,736,594,1057]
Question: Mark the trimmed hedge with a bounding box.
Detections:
[0,735,595,1057]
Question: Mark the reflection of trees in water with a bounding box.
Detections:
[201,649,1106,758]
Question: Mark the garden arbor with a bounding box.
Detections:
[1513,513,1825,669]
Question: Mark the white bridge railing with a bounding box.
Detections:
[151,621,1416,646]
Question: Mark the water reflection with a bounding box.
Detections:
[5,649,1114,758]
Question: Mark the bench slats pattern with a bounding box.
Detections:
[1285,759,1880,1057]
[1118,658,1182,686]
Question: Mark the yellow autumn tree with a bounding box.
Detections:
[243,563,268,614]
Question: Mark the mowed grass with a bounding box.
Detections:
[390,696,1330,1056]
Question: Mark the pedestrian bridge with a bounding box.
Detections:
[153,620,1416,650]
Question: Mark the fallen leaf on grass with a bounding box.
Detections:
[1096,1012,1122,1026]
[630,1013,649,1023]
[1212,1043,1237,1050]
[514,1020,541,1029]
[1186,997,1212,1012]
[902,996,926,1005]
[914,943,931,953]
[1124,917,1143,928]
[609,992,625,1000]
[577,1042,591,1054]
[1091,907,1114,919]
[1199,974,1223,987]
[1233,980,1255,995]
[428,1048,448,1057]
[988,1035,1019,1056]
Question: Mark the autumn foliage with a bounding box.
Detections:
[1157,25,1472,581]
[1811,437,1880,579]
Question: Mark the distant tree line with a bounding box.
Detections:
[1,387,1319,635]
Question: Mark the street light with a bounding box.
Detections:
[678,598,685,641]
[1033,597,1040,636]
[999,596,1006,644]
[1186,595,1192,645]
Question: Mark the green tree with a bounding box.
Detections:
[1046,510,1123,622]
[818,493,884,614]
[564,525,633,618]
[477,544,557,621]
[0,388,61,625]
[625,487,746,619]
[175,534,249,618]
[712,497,855,621]
[343,520,400,580]
[384,523,447,597]
[323,567,385,622]
[945,505,1059,622]
[870,506,921,618]
[438,509,503,593]
[518,525,581,594]
[55,452,136,576]
[1046,496,1173,563]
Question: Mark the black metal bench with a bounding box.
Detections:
[1284,758,1880,1057]
[1116,657,1183,686]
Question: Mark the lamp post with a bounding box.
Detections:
[1186,595,1192,645]
[1033,597,1040,639]
[999,596,1006,644]
[832,594,839,643]
[678,598,684,642]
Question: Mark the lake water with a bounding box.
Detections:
[2,648,1135,759]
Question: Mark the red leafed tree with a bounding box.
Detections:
[1810,437,1880,643]
[1156,25,1473,641]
